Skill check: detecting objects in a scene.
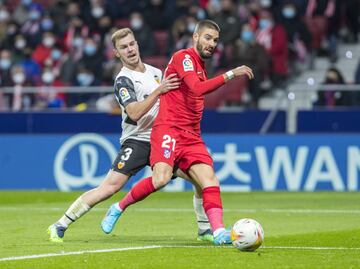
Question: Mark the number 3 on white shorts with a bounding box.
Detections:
[161,134,176,151]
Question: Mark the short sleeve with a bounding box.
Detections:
[114,76,137,107]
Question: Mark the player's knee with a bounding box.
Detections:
[152,170,172,189]
[101,180,122,196]
[152,164,173,189]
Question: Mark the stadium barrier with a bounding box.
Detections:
[0,133,359,191]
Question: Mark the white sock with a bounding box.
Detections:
[193,195,211,232]
[57,197,91,228]
[114,203,121,211]
[213,228,226,238]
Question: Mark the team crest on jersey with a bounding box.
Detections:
[154,75,160,84]
[119,87,131,102]
[163,149,171,159]
[183,55,194,72]
[117,161,125,169]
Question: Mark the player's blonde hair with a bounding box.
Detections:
[111,28,134,48]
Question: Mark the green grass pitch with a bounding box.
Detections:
[0,191,359,269]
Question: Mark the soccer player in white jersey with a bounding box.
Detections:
[48,28,213,243]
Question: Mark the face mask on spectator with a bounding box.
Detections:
[259,19,272,29]
[84,44,97,56]
[41,19,54,30]
[42,71,54,84]
[29,10,41,21]
[282,7,296,19]
[259,0,271,8]
[130,18,143,30]
[241,30,254,42]
[0,10,9,22]
[22,0,32,5]
[187,22,196,33]
[196,9,206,20]
[91,7,104,18]
[73,37,83,48]
[51,49,62,60]
[15,39,26,50]
[12,73,25,84]
[43,37,55,48]
[0,58,11,70]
[77,73,94,86]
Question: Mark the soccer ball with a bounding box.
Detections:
[230,218,264,251]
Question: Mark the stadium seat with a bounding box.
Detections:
[205,70,248,108]
[143,56,169,70]
[153,30,169,56]
[304,16,328,49]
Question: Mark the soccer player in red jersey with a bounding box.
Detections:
[102,20,254,245]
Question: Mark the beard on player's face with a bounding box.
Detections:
[196,42,215,59]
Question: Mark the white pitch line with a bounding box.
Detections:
[263,246,360,251]
[0,245,163,262]
[1,245,360,262]
[0,207,360,214]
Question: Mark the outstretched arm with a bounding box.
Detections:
[182,65,254,96]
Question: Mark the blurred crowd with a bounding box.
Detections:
[0,0,359,110]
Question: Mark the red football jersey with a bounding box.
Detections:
[154,47,225,135]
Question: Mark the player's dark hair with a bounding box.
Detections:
[194,20,220,34]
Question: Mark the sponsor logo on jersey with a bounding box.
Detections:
[183,55,194,72]
[119,87,131,102]
[117,161,125,169]
[163,149,171,159]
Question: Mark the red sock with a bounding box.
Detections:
[119,177,155,211]
[202,186,224,232]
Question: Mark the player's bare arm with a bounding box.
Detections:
[126,74,180,122]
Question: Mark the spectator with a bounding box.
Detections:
[144,0,170,31]
[2,21,20,50]
[316,67,351,107]
[0,49,14,87]
[169,15,193,53]
[233,23,270,107]
[211,0,242,46]
[342,0,360,43]
[32,31,57,67]
[256,9,288,89]
[305,0,339,62]
[11,34,28,63]
[68,66,101,107]
[35,67,65,109]
[20,3,44,48]
[13,0,33,25]
[10,65,34,111]
[0,6,10,44]
[78,37,104,81]
[129,12,156,57]
[279,2,312,73]
[19,47,41,85]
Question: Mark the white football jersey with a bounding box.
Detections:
[114,64,162,144]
